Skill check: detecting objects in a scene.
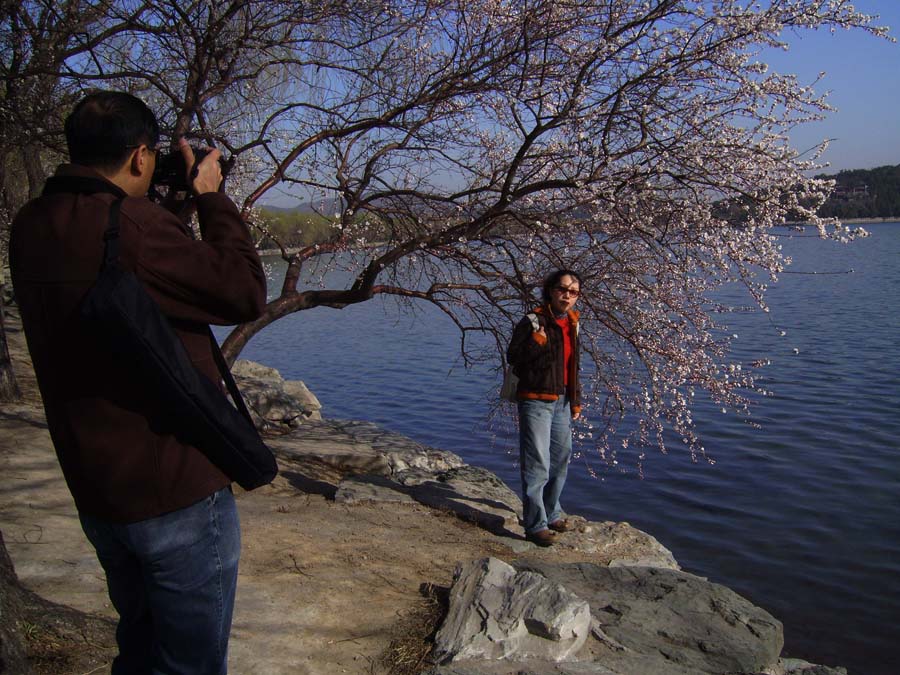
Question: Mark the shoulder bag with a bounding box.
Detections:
[46,176,278,490]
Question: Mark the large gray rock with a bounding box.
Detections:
[427,561,786,675]
[231,359,322,430]
[386,445,465,476]
[515,561,784,675]
[432,557,591,664]
[282,379,322,416]
[293,419,465,477]
[269,436,390,476]
[270,418,464,483]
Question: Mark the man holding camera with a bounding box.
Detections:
[9,91,266,673]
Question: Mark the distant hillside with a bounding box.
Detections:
[251,206,337,249]
[257,197,341,215]
[817,164,900,219]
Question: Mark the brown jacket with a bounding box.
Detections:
[10,164,267,522]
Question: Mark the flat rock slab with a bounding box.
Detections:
[268,420,683,562]
[782,659,849,675]
[333,474,420,505]
[560,521,679,570]
[267,434,390,476]
[270,418,464,476]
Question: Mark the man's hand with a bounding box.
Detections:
[179,137,222,195]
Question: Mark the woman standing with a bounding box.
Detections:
[506,270,582,547]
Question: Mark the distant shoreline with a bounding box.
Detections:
[255,218,900,256]
[785,217,900,225]
[833,217,900,224]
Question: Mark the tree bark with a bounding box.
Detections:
[0,284,21,403]
[21,146,46,201]
[0,528,117,673]
[0,529,31,674]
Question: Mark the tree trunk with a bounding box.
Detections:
[222,300,305,365]
[0,528,117,673]
[0,530,32,674]
[21,146,46,201]
[0,284,21,403]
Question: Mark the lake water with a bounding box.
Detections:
[228,223,900,675]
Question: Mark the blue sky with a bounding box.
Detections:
[762,1,900,173]
[263,2,899,207]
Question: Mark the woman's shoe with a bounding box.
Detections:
[525,529,557,547]
[548,518,573,533]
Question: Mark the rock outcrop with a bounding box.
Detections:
[525,560,782,673]
[431,557,591,664]
[262,416,678,565]
[426,559,784,675]
[231,359,322,430]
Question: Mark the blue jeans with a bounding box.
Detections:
[518,397,573,534]
[80,487,241,675]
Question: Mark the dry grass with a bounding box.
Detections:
[376,582,450,675]
[21,610,115,675]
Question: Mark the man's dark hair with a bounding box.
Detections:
[64,91,160,172]
[542,269,583,304]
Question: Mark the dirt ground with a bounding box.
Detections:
[0,311,580,675]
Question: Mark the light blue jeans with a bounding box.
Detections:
[518,397,573,534]
[80,486,240,674]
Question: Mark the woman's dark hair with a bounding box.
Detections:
[541,269,583,304]
[64,91,160,171]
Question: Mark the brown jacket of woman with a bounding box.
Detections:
[506,305,582,416]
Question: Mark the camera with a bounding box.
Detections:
[151,146,222,194]
[148,144,229,216]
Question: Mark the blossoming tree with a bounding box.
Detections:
[1,0,889,458]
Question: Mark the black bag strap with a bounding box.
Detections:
[104,199,124,267]
[121,206,252,425]
[98,194,254,426]
[47,174,257,425]
[209,332,255,422]
[109,203,254,425]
